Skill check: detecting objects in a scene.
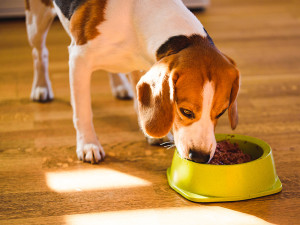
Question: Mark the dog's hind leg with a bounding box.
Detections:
[25,0,56,102]
[109,73,134,100]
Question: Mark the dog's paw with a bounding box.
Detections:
[112,85,133,100]
[31,86,54,102]
[147,133,174,146]
[76,143,105,164]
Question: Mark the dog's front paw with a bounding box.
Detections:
[112,85,133,100]
[76,143,105,164]
[109,73,133,100]
[147,132,174,145]
[31,86,54,102]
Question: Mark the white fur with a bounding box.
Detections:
[66,0,207,162]
[53,2,71,37]
[56,0,207,73]
[25,0,56,101]
[27,0,209,162]
[133,0,207,58]
[174,82,216,161]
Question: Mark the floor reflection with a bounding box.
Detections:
[65,206,274,225]
[46,168,151,192]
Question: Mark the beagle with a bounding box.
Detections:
[25,0,240,164]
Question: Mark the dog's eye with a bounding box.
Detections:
[180,108,195,119]
[216,108,228,119]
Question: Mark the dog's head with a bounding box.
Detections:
[137,35,240,163]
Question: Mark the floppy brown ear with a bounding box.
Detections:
[137,62,176,138]
[228,70,240,130]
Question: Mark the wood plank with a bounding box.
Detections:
[0,0,299,224]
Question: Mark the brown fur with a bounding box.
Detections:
[228,74,239,129]
[70,0,107,45]
[41,0,53,7]
[138,35,240,138]
[156,35,191,61]
[137,60,177,138]
[24,0,30,10]
[174,39,239,132]
[25,0,53,11]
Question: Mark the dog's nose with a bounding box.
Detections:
[189,149,210,163]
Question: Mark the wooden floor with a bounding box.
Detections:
[0,0,299,224]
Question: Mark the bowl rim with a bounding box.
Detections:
[175,133,272,167]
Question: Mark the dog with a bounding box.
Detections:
[24,0,240,164]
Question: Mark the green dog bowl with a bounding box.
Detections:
[167,134,282,202]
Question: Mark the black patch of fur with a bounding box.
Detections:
[156,35,191,61]
[156,33,215,61]
[54,0,86,20]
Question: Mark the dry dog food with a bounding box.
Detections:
[209,141,252,165]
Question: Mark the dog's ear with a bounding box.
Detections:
[228,69,240,130]
[221,52,239,129]
[137,61,176,138]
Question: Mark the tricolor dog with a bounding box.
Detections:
[25,0,240,164]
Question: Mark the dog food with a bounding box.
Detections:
[209,141,252,165]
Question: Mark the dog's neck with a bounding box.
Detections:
[133,0,207,62]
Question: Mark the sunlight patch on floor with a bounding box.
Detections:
[46,168,151,192]
[65,206,274,225]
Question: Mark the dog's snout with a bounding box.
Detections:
[189,149,210,163]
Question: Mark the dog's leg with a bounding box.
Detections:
[25,0,56,102]
[109,73,133,100]
[69,46,105,163]
[129,71,174,145]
